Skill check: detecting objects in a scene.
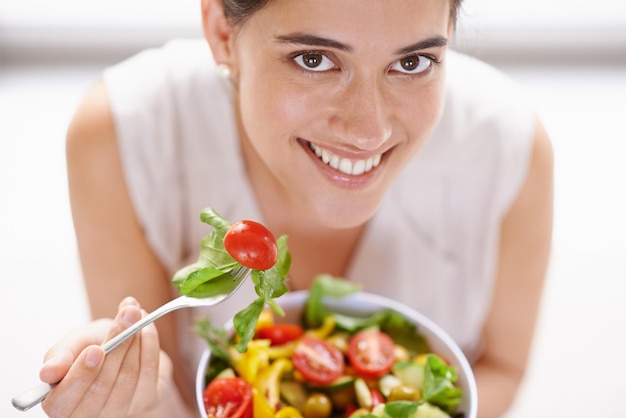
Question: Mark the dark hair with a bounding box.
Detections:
[222,0,463,27]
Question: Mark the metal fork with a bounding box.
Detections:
[11,265,250,412]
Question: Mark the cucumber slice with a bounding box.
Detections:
[310,375,356,391]
[215,368,236,378]
[392,361,425,390]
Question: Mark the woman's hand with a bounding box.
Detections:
[39,297,173,418]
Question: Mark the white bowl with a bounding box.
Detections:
[196,290,478,418]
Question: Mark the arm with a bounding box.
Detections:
[40,80,196,417]
[473,119,554,417]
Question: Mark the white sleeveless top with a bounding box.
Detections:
[103,39,535,379]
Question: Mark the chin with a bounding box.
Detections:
[307,194,383,230]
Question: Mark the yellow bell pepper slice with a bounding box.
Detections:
[267,341,297,359]
[275,406,304,417]
[256,308,276,331]
[254,358,293,408]
[304,315,337,339]
[253,388,275,418]
[413,353,429,366]
[232,339,271,383]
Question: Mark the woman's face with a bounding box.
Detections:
[228,0,452,229]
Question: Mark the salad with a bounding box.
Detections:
[197,276,466,418]
[172,207,292,351]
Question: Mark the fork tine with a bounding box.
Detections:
[231,265,250,282]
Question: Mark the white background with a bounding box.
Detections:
[1,1,626,417]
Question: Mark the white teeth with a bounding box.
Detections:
[339,159,352,173]
[309,143,382,176]
[353,160,365,176]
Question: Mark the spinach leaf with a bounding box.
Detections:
[172,208,238,297]
[303,274,361,328]
[233,298,266,352]
[422,354,463,413]
[379,310,430,356]
[383,401,421,417]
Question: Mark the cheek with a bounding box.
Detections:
[239,75,315,142]
[399,81,446,148]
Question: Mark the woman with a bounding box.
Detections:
[38,0,553,417]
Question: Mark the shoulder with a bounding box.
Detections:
[104,38,214,80]
[102,39,216,113]
[99,38,233,161]
[66,80,116,164]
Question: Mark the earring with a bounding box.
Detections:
[216,63,232,79]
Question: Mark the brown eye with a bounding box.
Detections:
[293,52,336,72]
[391,55,433,75]
[400,56,418,71]
[301,52,323,68]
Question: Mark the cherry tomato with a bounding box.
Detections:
[203,377,253,418]
[292,336,345,385]
[256,323,304,346]
[347,330,395,378]
[223,220,278,270]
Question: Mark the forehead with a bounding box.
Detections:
[239,0,451,47]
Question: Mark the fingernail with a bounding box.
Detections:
[120,296,138,307]
[121,307,140,327]
[85,346,102,367]
[43,355,60,367]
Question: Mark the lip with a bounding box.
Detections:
[298,138,388,189]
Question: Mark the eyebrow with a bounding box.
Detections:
[273,33,448,55]
[394,36,449,55]
[274,33,353,52]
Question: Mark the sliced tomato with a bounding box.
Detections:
[256,323,304,346]
[203,377,253,418]
[347,330,396,378]
[292,336,345,385]
[223,220,278,270]
[343,403,358,417]
[370,388,385,409]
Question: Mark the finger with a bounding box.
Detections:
[41,345,105,418]
[102,296,142,344]
[129,311,164,414]
[99,309,148,416]
[40,318,112,384]
[69,304,143,417]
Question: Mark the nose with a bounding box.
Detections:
[331,75,392,151]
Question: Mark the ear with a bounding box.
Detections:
[201,0,236,68]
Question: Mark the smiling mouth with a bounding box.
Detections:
[307,142,383,176]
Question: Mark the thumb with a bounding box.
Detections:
[39,318,112,384]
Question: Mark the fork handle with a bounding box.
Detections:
[11,383,53,411]
[102,296,184,353]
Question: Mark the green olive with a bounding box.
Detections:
[329,386,356,410]
[386,384,421,402]
[302,393,332,418]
